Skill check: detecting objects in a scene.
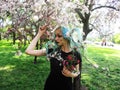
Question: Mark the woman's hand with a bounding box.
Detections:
[25,24,48,56]
[38,25,48,36]
[62,66,80,78]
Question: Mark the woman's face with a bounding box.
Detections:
[55,29,67,46]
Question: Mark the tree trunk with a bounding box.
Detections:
[0,33,1,40]
[75,8,92,41]
[82,13,92,40]
[34,42,38,64]
[83,22,92,40]
[13,32,16,44]
[23,35,27,46]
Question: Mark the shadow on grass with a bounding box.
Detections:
[0,40,50,90]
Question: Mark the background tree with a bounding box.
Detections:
[0,0,120,41]
[75,0,120,40]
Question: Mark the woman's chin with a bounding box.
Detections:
[57,43,62,46]
[56,42,62,46]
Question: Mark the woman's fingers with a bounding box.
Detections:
[38,25,48,36]
[39,24,48,31]
[62,70,70,77]
[62,66,80,78]
[62,66,71,77]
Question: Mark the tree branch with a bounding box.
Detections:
[91,5,119,11]
[89,23,104,36]
[74,8,85,20]
[85,0,89,6]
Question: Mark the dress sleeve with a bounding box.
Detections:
[46,48,54,61]
[47,48,54,54]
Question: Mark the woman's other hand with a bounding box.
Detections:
[62,66,79,78]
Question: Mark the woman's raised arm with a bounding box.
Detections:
[25,25,48,56]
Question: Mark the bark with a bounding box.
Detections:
[13,31,16,44]
[0,33,1,40]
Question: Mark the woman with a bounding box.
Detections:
[25,25,82,90]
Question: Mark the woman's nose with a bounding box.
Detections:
[55,37,59,41]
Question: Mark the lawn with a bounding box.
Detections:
[81,45,120,90]
[0,40,120,90]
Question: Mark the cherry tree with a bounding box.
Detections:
[0,0,82,42]
[0,0,86,65]
[1,0,120,41]
[75,0,120,40]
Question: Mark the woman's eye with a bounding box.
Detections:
[55,35,62,38]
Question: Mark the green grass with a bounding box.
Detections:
[0,40,50,90]
[81,45,120,90]
[0,40,120,90]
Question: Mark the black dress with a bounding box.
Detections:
[44,49,82,90]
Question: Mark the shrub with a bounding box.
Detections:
[113,33,120,44]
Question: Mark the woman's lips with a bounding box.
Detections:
[55,41,59,44]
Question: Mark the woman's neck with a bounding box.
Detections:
[61,44,71,53]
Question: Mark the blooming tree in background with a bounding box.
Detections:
[0,0,120,66]
[90,0,120,40]
[0,0,82,38]
[75,0,120,40]
[0,0,86,63]
[0,0,120,41]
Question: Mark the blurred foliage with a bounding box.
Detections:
[113,33,120,44]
